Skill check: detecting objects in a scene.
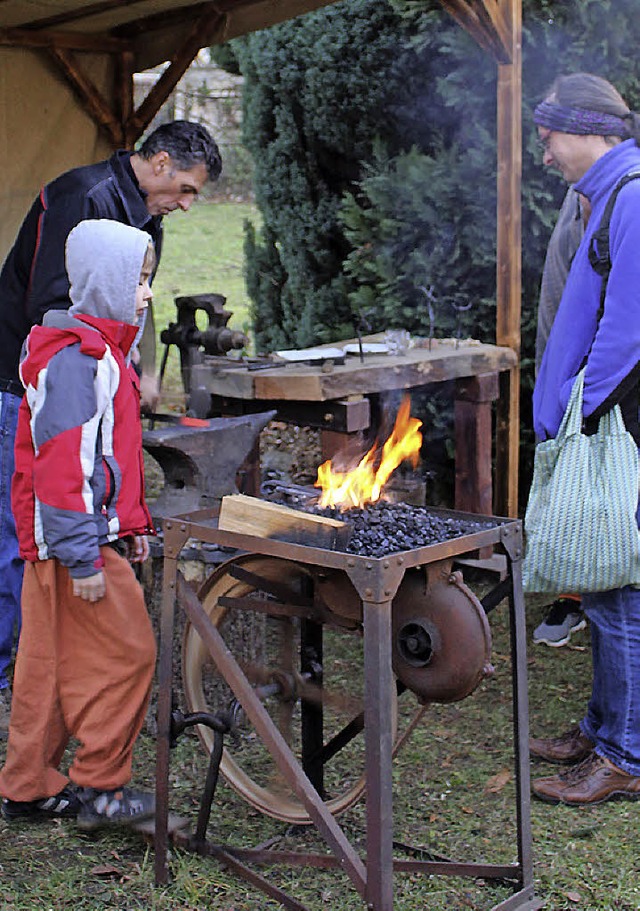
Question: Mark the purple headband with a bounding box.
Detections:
[533,100,630,137]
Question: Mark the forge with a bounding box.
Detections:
[155,493,540,911]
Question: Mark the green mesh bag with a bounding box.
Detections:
[523,371,640,594]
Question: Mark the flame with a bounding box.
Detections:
[315,396,422,510]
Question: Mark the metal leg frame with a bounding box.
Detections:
[153,521,541,911]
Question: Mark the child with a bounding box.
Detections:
[0,219,158,828]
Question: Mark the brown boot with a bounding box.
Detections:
[532,752,640,806]
[529,726,593,764]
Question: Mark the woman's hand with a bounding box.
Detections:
[128,535,149,563]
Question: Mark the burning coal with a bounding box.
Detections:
[311,499,495,557]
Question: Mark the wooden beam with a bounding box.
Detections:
[468,0,511,61]
[439,0,511,63]
[494,0,521,518]
[116,49,135,149]
[48,46,123,148]
[217,0,350,43]
[0,26,130,53]
[439,0,496,57]
[125,5,226,141]
[120,0,342,70]
[113,2,213,39]
[14,0,150,32]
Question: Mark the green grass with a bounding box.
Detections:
[2,207,639,908]
[150,199,258,399]
[1,588,639,910]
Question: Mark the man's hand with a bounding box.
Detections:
[139,370,160,412]
[72,571,106,602]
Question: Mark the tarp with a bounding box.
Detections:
[0,48,112,255]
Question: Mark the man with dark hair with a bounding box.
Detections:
[0,120,222,733]
[137,120,222,178]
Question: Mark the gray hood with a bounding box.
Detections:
[66,219,151,327]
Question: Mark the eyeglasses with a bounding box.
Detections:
[537,132,554,152]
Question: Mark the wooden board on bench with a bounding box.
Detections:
[219,493,350,550]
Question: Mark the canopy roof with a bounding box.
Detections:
[0,0,344,147]
[0,0,340,70]
[0,0,522,515]
[0,0,517,147]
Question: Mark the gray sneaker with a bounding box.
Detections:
[0,687,11,739]
[533,599,586,647]
[76,786,155,831]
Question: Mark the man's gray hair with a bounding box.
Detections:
[138,121,222,181]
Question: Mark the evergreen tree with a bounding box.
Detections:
[219,0,640,503]
[226,0,428,351]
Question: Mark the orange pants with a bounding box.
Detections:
[0,546,156,801]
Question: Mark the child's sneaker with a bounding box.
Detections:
[1,785,81,822]
[76,786,155,830]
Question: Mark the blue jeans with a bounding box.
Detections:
[581,584,640,776]
[0,391,23,689]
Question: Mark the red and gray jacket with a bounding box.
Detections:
[12,313,154,579]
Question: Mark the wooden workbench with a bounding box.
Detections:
[190,338,517,515]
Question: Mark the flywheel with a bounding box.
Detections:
[181,554,399,825]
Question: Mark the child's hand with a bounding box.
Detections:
[73,571,106,602]
[139,371,160,412]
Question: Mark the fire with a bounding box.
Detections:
[315,396,422,510]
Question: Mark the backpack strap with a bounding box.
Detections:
[585,169,640,441]
[588,170,640,316]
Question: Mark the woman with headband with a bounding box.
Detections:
[528,73,640,806]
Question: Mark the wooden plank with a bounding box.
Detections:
[218,493,350,550]
[496,364,520,517]
[116,49,135,148]
[454,375,494,514]
[253,345,517,401]
[191,362,256,400]
[193,343,516,403]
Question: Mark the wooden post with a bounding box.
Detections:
[454,372,499,514]
[494,0,522,517]
[438,1,522,518]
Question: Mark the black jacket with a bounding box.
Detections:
[0,151,162,386]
